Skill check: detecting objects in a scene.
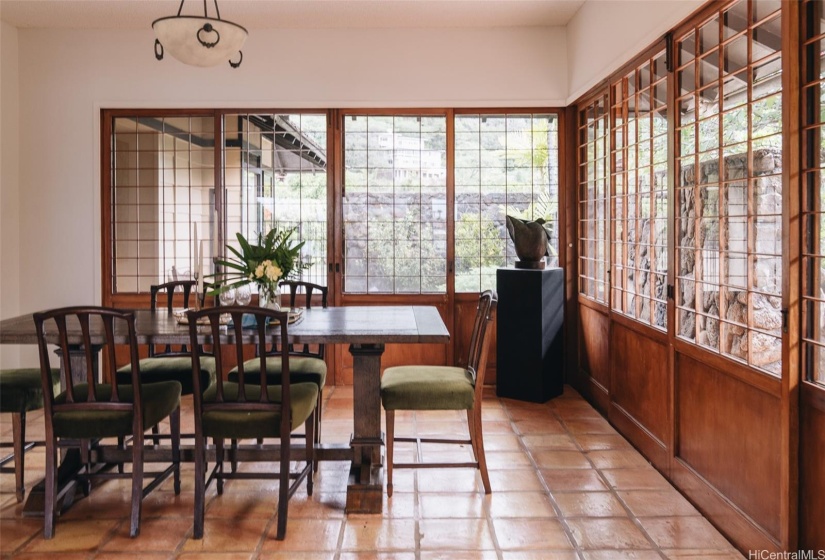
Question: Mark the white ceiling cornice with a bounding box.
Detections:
[0,0,587,30]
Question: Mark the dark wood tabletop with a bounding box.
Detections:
[0,305,450,346]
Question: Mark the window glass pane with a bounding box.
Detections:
[342,114,447,294]
[111,115,216,293]
[223,113,327,289]
[675,0,783,375]
[455,113,560,293]
[610,50,669,329]
[578,95,610,303]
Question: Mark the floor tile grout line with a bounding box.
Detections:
[332,514,346,559]
[500,396,587,560]
[550,404,669,559]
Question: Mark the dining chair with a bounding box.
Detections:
[380,290,498,497]
[187,305,318,541]
[0,367,60,502]
[228,280,328,445]
[117,280,217,397]
[33,306,181,538]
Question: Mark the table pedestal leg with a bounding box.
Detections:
[346,343,384,514]
[23,344,99,515]
[22,449,82,516]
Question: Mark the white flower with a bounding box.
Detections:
[254,262,265,279]
[266,263,282,282]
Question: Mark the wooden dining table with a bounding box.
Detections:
[0,305,450,515]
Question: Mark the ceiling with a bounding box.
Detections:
[0,0,588,29]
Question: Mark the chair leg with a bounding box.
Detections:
[313,389,322,473]
[230,439,238,474]
[79,439,92,496]
[215,438,224,495]
[316,388,323,444]
[385,409,395,498]
[193,435,206,539]
[117,436,126,473]
[466,408,478,462]
[276,429,290,540]
[12,411,25,503]
[170,407,181,495]
[151,423,161,446]
[129,431,144,537]
[469,408,491,494]
[44,435,57,539]
[305,412,314,497]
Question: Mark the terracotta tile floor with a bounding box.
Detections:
[0,385,745,559]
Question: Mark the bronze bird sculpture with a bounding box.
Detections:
[506,215,551,269]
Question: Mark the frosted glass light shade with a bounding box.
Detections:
[153,16,247,67]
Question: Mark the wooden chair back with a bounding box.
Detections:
[263,280,328,359]
[33,306,144,430]
[150,280,196,357]
[468,290,498,401]
[187,305,292,426]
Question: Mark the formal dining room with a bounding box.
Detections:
[0,0,823,558]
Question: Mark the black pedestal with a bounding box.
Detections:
[496,267,564,403]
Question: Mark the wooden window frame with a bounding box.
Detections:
[577,91,611,305]
[610,47,670,330]
[452,109,563,293]
[673,0,784,375]
[801,0,825,387]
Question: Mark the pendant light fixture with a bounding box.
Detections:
[153,0,247,68]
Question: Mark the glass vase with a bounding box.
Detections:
[258,284,281,311]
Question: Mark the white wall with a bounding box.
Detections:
[1,21,21,367]
[566,0,704,103]
[9,26,566,324]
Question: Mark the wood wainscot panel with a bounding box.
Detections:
[799,385,825,551]
[609,318,669,470]
[577,300,609,413]
[673,351,783,551]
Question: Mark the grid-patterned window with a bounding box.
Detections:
[675,0,783,375]
[223,113,328,287]
[802,0,825,386]
[578,93,610,303]
[111,115,215,293]
[343,114,448,294]
[454,113,560,293]
[611,51,669,330]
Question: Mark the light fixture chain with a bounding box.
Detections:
[212,0,222,21]
[176,0,186,17]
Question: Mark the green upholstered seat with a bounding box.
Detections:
[381,366,475,411]
[200,381,319,440]
[228,356,326,389]
[0,368,60,413]
[117,356,217,396]
[52,381,182,439]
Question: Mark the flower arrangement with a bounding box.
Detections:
[209,227,309,303]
